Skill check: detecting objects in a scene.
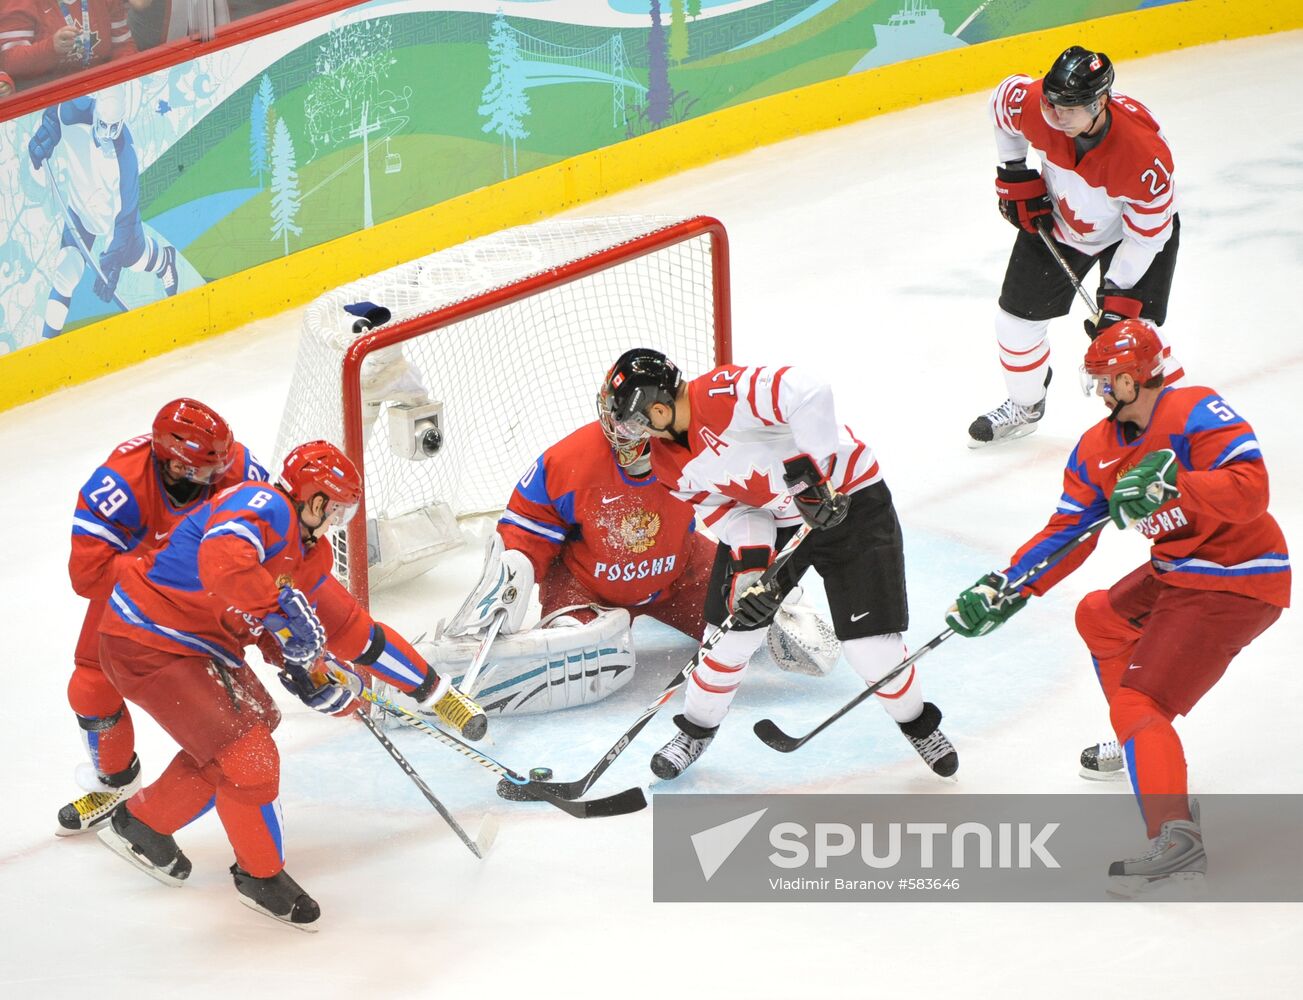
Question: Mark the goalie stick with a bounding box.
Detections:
[341,678,648,819]
[753,515,1111,752]
[513,524,814,802]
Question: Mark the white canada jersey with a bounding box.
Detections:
[648,365,882,549]
[991,74,1176,289]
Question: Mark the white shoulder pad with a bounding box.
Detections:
[417,605,634,715]
[444,533,535,636]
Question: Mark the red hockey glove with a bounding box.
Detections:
[995,165,1051,234]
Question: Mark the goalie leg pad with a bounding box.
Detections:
[417,606,634,715]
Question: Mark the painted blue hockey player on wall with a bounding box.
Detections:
[27,83,178,339]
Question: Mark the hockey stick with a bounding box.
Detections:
[337,676,647,819]
[352,706,498,858]
[1036,219,1100,321]
[753,515,1111,752]
[457,608,506,697]
[44,168,130,313]
[518,524,815,801]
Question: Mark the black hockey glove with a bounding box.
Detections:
[1084,286,1143,340]
[782,454,849,530]
[995,164,1051,234]
[727,546,783,630]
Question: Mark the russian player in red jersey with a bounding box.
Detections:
[94,441,486,929]
[58,399,266,836]
[970,45,1183,447]
[600,348,958,781]
[947,321,1288,894]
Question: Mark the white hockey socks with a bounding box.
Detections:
[682,626,766,730]
[996,309,1052,407]
[842,633,922,724]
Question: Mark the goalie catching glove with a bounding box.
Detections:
[946,571,1028,638]
[444,534,534,637]
[1109,449,1179,530]
[782,454,849,530]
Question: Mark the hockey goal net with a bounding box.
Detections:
[274,215,731,606]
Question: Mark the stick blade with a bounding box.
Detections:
[753,718,805,753]
[575,785,648,818]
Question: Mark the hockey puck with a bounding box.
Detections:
[496,767,553,802]
[529,767,553,782]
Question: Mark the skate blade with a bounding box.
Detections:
[236,892,320,933]
[1079,766,1127,782]
[966,424,1040,450]
[1106,870,1206,901]
[96,826,187,888]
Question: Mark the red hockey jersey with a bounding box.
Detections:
[1007,386,1289,609]
[991,75,1175,290]
[650,365,881,549]
[498,421,699,607]
[0,0,135,83]
[69,434,266,601]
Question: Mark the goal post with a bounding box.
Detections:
[275,215,732,607]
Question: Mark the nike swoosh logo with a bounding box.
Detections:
[601,495,622,504]
[1128,663,1142,670]
[850,611,870,622]
[154,531,169,541]
[1099,458,1121,470]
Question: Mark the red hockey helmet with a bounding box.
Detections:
[279,440,362,531]
[1080,319,1166,397]
[152,398,234,484]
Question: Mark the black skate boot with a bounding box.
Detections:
[57,754,142,836]
[231,864,321,932]
[96,802,192,887]
[650,714,718,780]
[1080,739,1126,781]
[898,702,959,778]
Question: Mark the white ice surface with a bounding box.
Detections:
[3,30,1302,999]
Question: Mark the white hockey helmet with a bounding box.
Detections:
[93,82,139,144]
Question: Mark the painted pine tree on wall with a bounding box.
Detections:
[249,74,275,190]
[647,0,670,127]
[270,118,302,255]
[479,11,532,179]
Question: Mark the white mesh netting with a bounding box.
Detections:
[274,215,725,586]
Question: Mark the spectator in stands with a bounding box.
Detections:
[0,70,14,98]
[0,1,137,89]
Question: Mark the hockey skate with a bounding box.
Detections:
[1080,739,1127,781]
[1108,805,1206,899]
[231,864,321,932]
[96,803,191,887]
[650,714,718,780]
[56,755,142,836]
[967,369,1052,448]
[428,683,489,741]
[159,245,178,297]
[898,702,959,778]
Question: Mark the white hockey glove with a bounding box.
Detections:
[444,534,534,636]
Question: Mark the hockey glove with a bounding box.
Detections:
[1084,287,1143,340]
[263,586,326,671]
[946,572,1028,638]
[278,661,362,718]
[1108,449,1179,530]
[28,120,58,171]
[728,546,784,630]
[782,454,849,530]
[94,249,125,302]
[995,164,1051,234]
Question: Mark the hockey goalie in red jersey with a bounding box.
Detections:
[599,348,958,781]
[94,440,486,929]
[948,321,1288,895]
[59,398,266,837]
[435,415,840,716]
[971,45,1183,447]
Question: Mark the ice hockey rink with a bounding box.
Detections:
[3,28,1301,1000]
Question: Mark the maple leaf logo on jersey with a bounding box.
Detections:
[1056,196,1096,236]
[722,468,778,508]
[618,510,661,553]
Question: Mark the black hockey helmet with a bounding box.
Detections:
[1043,46,1114,108]
[597,348,682,449]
